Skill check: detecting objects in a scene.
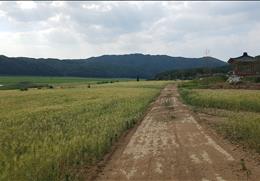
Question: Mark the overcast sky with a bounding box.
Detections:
[0,1,259,61]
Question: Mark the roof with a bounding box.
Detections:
[228,52,255,64]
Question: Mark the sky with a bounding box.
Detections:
[0,1,259,61]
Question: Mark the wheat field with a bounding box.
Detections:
[0,81,168,180]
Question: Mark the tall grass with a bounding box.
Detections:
[0,81,168,180]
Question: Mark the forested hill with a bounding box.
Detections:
[0,54,226,78]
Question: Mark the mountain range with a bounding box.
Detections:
[0,54,227,79]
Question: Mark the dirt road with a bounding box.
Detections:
[96,84,260,181]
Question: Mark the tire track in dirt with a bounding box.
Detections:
[96,84,260,181]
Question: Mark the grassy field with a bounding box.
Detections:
[179,79,260,154]
[0,80,169,181]
[0,76,132,90]
[180,89,260,113]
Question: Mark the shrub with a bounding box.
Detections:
[20,87,28,91]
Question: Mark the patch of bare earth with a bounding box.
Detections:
[94,84,260,181]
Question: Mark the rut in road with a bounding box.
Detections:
[96,84,260,181]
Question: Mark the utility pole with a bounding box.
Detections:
[204,48,211,76]
[204,48,210,57]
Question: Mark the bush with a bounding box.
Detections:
[20,87,28,91]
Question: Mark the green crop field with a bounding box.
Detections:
[0,80,169,181]
[0,76,131,84]
[0,76,133,90]
[179,81,260,154]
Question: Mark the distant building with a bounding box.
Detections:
[228,52,260,76]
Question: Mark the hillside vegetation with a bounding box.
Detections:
[0,54,226,78]
[0,80,168,180]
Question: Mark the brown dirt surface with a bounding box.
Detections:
[93,84,260,181]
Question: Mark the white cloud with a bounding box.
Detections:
[0,1,259,61]
[50,1,66,8]
[17,1,37,10]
